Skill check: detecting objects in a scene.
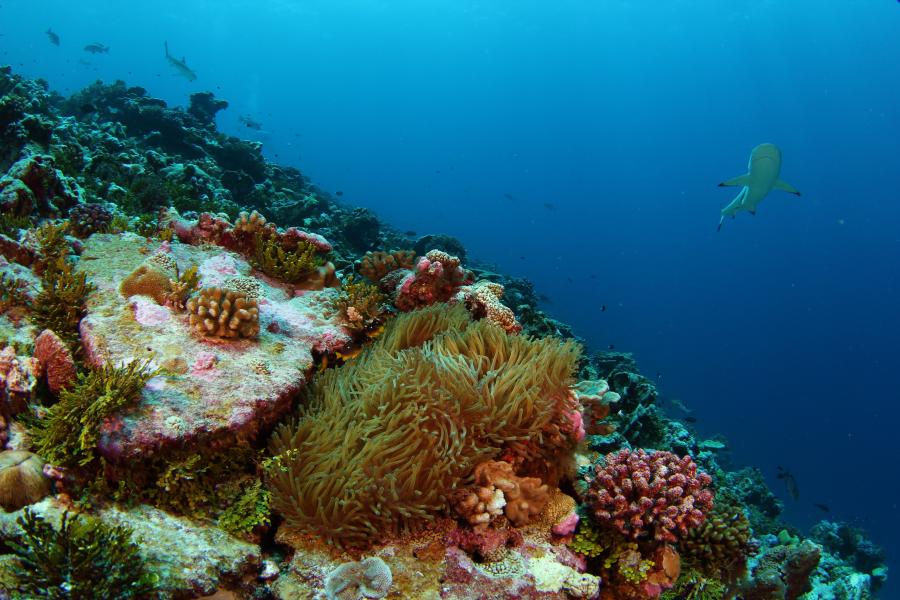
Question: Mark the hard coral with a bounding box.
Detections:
[0,345,37,417]
[333,275,387,333]
[187,287,259,339]
[33,328,77,393]
[68,203,112,237]
[471,460,550,527]
[324,557,393,600]
[357,249,416,282]
[587,448,714,543]
[253,230,324,284]
[680,503,753,581]
[454,280,522,334]
[392,249,473,311]
[0,450,52,511]
[120,263,174,304]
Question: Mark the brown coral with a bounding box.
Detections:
[119,263,173,305]
[187,287,259,339]
[33,329,76,393]
[0,450,52,511]
[357,250,416,282]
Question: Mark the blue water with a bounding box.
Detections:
[4,0,899,588]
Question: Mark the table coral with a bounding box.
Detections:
[586,448,714,543]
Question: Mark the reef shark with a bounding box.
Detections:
[164,41,197,82]
[717,143,800,231]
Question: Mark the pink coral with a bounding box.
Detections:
[0,347,36,415]
[587,449,713,543]
[33,329,76,393]
[393,249,474,311]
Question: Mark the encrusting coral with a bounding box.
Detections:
[3,508,155,599]
[187,287,260,339]
[267,304,580,548]
[0,450,52,511]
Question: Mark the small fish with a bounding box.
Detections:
[543,202,556,211]
[46,28,60,46]
[519,255,526,260]
[684,416,698,424]
[777,466,800,501]
[404,230,417,237]
[239,114,262,130]
[813,503,830,513]
[335,190,344,196]
[84,43,109,54]
[589,273,598,279]
[503,192,515,201]
[600,304,607,312]
[164,41,197,81]
[607,344,615,350]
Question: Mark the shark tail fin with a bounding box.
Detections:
[774,179,801,196]
[718,174,750,187]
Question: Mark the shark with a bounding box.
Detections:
[717,142,800,231]
[164,41,197,82]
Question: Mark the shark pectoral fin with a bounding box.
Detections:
[718,174,750,187]
[775,179,801,195]
[717,216,724,232]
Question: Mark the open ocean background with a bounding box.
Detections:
[3,0,898,591]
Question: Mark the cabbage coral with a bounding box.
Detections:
[267,304,580,548]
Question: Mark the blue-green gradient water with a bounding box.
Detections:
[4,0,898,588]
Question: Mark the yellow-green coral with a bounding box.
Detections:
[569,522,611,558]
[30,359,156,467]
[333,275,387,332]
[680,503,752,581]
[253,231,324,283]
[604,542,654,584]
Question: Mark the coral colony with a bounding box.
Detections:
[0,64,887,599]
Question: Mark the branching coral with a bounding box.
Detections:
[253,230,324,283]
[357,250,416,282]
[267,304,580,548]
[587,448,714,543]
[452,460,550,529]
[187,287,259,339]
[332,275,387,333]
[5,508,155,599]
[679,503,753,582]
[30,359,156,467]
[165,264,199,310]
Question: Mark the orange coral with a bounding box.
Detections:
[119,263,173,304]
[472,460,550,527]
